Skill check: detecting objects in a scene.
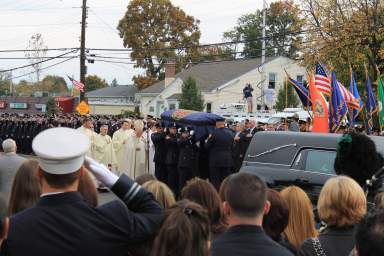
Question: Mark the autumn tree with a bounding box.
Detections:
[117,0,201,89]
[300,0,384,81]
[224,0,304,58]
[84,75,108,92]
[179,76,204,111]
[24,33,48,82]
[274,81,299,111]
[39,75,68,95]
[195,45,234,62]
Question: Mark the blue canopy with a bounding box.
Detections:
[160,109,224,140]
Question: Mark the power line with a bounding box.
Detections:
[0,23,79,28]
[12,57,78,80]
[0,48,79,53]
[0,50,78,73]
[0,56,79,60]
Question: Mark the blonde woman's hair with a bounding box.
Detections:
[280,186,318,248]
[318,176,366,228]
[143,180,175,209]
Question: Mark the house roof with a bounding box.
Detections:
[166,93,181,100]
[85,85,138,97]
[139,57,278,94]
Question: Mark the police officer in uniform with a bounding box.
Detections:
[206,118,234,190]
[165,123,179,196]
[177,127,198,190]
[151,122,167,183]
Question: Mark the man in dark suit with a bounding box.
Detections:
[206,118,234,190]
[177,127,198,189]
[1,127,164,256]
[211,172,293,256]
[151,123,167,183]
[165,123,179,196]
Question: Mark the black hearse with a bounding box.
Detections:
[241,131,384,202]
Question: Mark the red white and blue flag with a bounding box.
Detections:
[67,75,85,92]
[315,63,331,96]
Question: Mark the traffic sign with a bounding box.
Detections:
[76,101,90,115]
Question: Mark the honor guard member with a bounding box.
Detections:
[206,118,234,190]
[1,127,164,256]
[151,122,167,183]
[177,127,198,189]
[165,123,179,196]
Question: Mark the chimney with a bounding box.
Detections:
[164,62,176,88]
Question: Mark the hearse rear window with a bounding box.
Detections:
[304,150,336,174]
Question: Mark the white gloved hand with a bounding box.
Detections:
[84,156,118,187]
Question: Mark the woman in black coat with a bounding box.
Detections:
[297,176,367,256]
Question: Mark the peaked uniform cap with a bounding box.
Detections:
[32,127,90,174]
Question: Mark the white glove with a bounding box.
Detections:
[84,156,118,187]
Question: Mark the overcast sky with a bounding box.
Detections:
[0,0,270,85]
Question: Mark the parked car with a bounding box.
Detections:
[240,131,384,203]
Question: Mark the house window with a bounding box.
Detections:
[296,75,304,85]
[268,73,277,89]
[149,106,154,112]
[169,103,176,110]
[206,103,212,113]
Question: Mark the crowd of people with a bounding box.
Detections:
[1,113,384,255]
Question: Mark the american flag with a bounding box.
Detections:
[338,82,360,110]
[315,63,331,96]
[67,75,85,92]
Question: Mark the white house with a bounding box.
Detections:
[85,85,138,115]
[136,56,306,117]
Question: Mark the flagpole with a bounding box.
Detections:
[285,76,288,109]
[376,64,382,132]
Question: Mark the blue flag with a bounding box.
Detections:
[329,71,348,133]
[286,75,312,108]
[349,70,363,126]
[365,75,377,133]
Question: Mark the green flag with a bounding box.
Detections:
[378,75,384,130]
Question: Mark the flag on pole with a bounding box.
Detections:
[309,73,329,133]
[329,71,348,133]
[285,72,312,107]
[337,82,360,110]
[377,75,384,131]
[67,75,85,92]
[349,69,363,126]
[315,63,331,96]
[365,75,377,134]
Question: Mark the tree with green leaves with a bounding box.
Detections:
[0,73,12,96]
[179,76,204,111]
[224,0,304,58]
[111,78,118,87]
[46,97,59,115]
[117,0,201,89]
[274,81,299,111]
[40,75,68,94]
[85,75,108,92]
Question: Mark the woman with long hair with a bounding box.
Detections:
[280,186,318,249]
[142,180,175,209]
[8,160,41,215]
[151,200,210,256]
[181,178,227,239]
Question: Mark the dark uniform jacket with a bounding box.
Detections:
[177,137,198,169]
[1,175,164,256]
[151,132,167,164]
[297,226,355,256]
[211,225,293,256]
[206,127,234,167]
[165,134,179,166]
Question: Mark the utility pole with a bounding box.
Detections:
[260,0,267,109]
[80,0,87,101]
